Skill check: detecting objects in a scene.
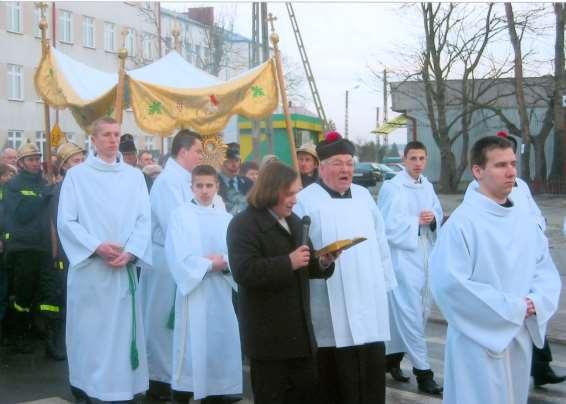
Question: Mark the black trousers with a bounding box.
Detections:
[531,337,553,377]
[250,356,318,404]
[171,389,239,404]
[317,342,386,404]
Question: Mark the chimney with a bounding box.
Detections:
[187,7,214,26]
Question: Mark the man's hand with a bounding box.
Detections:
[419,210,435,225]
[289,245,310,270]
[107,252,134,268]
[319,251,341,268]
[525,298,536,318]
[207,254,228,272]
[96,242,123,261]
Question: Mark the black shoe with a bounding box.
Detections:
[388,367,410,382]
[414,368,443,395]
[534,366,566,387]
[417,377,443,395]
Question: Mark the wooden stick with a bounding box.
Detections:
[267,13,300,174]
[114,29,128,124]
[38,2,53,180]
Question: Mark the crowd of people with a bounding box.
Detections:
[0,117,564,404]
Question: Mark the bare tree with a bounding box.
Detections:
[281,55,308,105]
[548,3,566,181]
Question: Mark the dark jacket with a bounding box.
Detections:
[4,170,52,254]
[227,206,334,360]
[218,174,254,215]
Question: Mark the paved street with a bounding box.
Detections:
[3,322,566,404]
[2,190,565,404]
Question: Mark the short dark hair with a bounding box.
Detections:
[192,164,218,180]
[470,136,513,168]
[138,150,152,159]
[240,160,259,176]
[171,129,202,157]
[404,141,427,157]
[247,161,298,209]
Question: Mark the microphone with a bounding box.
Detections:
[301,216,311,246]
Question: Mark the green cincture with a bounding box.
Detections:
[166,285,177,330]
[126,264,139,370]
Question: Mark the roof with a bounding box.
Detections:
[390,76,554,112]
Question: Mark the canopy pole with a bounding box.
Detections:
[38,2,52,179]
[114,29,128,124]
[267,13,299,174]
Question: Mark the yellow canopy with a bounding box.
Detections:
[34,47,279,136]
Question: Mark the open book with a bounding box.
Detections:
[314,237,367,258]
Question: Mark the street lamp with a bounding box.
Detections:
[344,84,360,139]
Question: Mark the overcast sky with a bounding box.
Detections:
[163,1,556,146]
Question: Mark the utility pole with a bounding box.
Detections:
[376,107,380,146]
[383,68,388,145]
[345,90,350,139]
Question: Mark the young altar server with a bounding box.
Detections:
[294,131,397,404]
[429,136,561,404]
[164,164,242,404]
[377,141,443,394]
[57,117,152,402]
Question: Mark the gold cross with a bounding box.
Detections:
[36,2,48,18]
[267,13,277,33]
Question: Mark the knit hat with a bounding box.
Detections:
[57,142,85,167]
[119,134,137,153]
[316,131,355,161]
[16,142,41,161]
[296,143,319,163]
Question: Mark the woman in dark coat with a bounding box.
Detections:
[227,161,336,404]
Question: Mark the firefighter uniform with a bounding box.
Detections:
[4,143,54,354]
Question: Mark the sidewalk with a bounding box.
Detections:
[434,193,566,344]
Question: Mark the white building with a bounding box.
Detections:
[0,2,253,156]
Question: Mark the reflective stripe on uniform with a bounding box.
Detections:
[4,233,9,240]
[13,302,30,312]
[57,260,64,270]
[20,189,38,197]
[40,304,60,313]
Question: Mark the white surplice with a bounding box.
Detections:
[165,202,241,399]
[294,183,397,348]
[57,153,152,401]
[429,188,561,404]
[138,157,192,384]
[465,177,545,230]
[377,169,443,370]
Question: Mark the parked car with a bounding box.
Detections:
[376,163,398,180]
[353,162,383,187]
[385,162,404,173]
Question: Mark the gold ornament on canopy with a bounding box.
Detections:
[201,134,227,170]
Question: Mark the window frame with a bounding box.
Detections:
[7,2,23,34]
[58,9,73,44]
[7,64,24,101]
[82,16,96,49]
[8,130,24,149]
[104,21,116,52]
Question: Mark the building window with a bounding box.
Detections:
[143,34,153,60]
[144,136,155,150]
[35,131,46,155]
[33,6,41,37]
[8,130,23,149]
[7,2,23,34]
[82,16,95,48]
[183,41,193,63]
[125,28,136,57]
[7,64,24,101]
[165,136,173,153]
[59,10,73,43]
[66,132,75,143]
[104,22,116,52]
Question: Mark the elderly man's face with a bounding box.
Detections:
[2,148,17,166]
[139,152,154,168]
[319,154,354,194]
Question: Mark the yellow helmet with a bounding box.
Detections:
[57,142,85,167]
[16,142,41,161]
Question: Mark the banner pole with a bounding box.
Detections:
[38,2,53,179]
